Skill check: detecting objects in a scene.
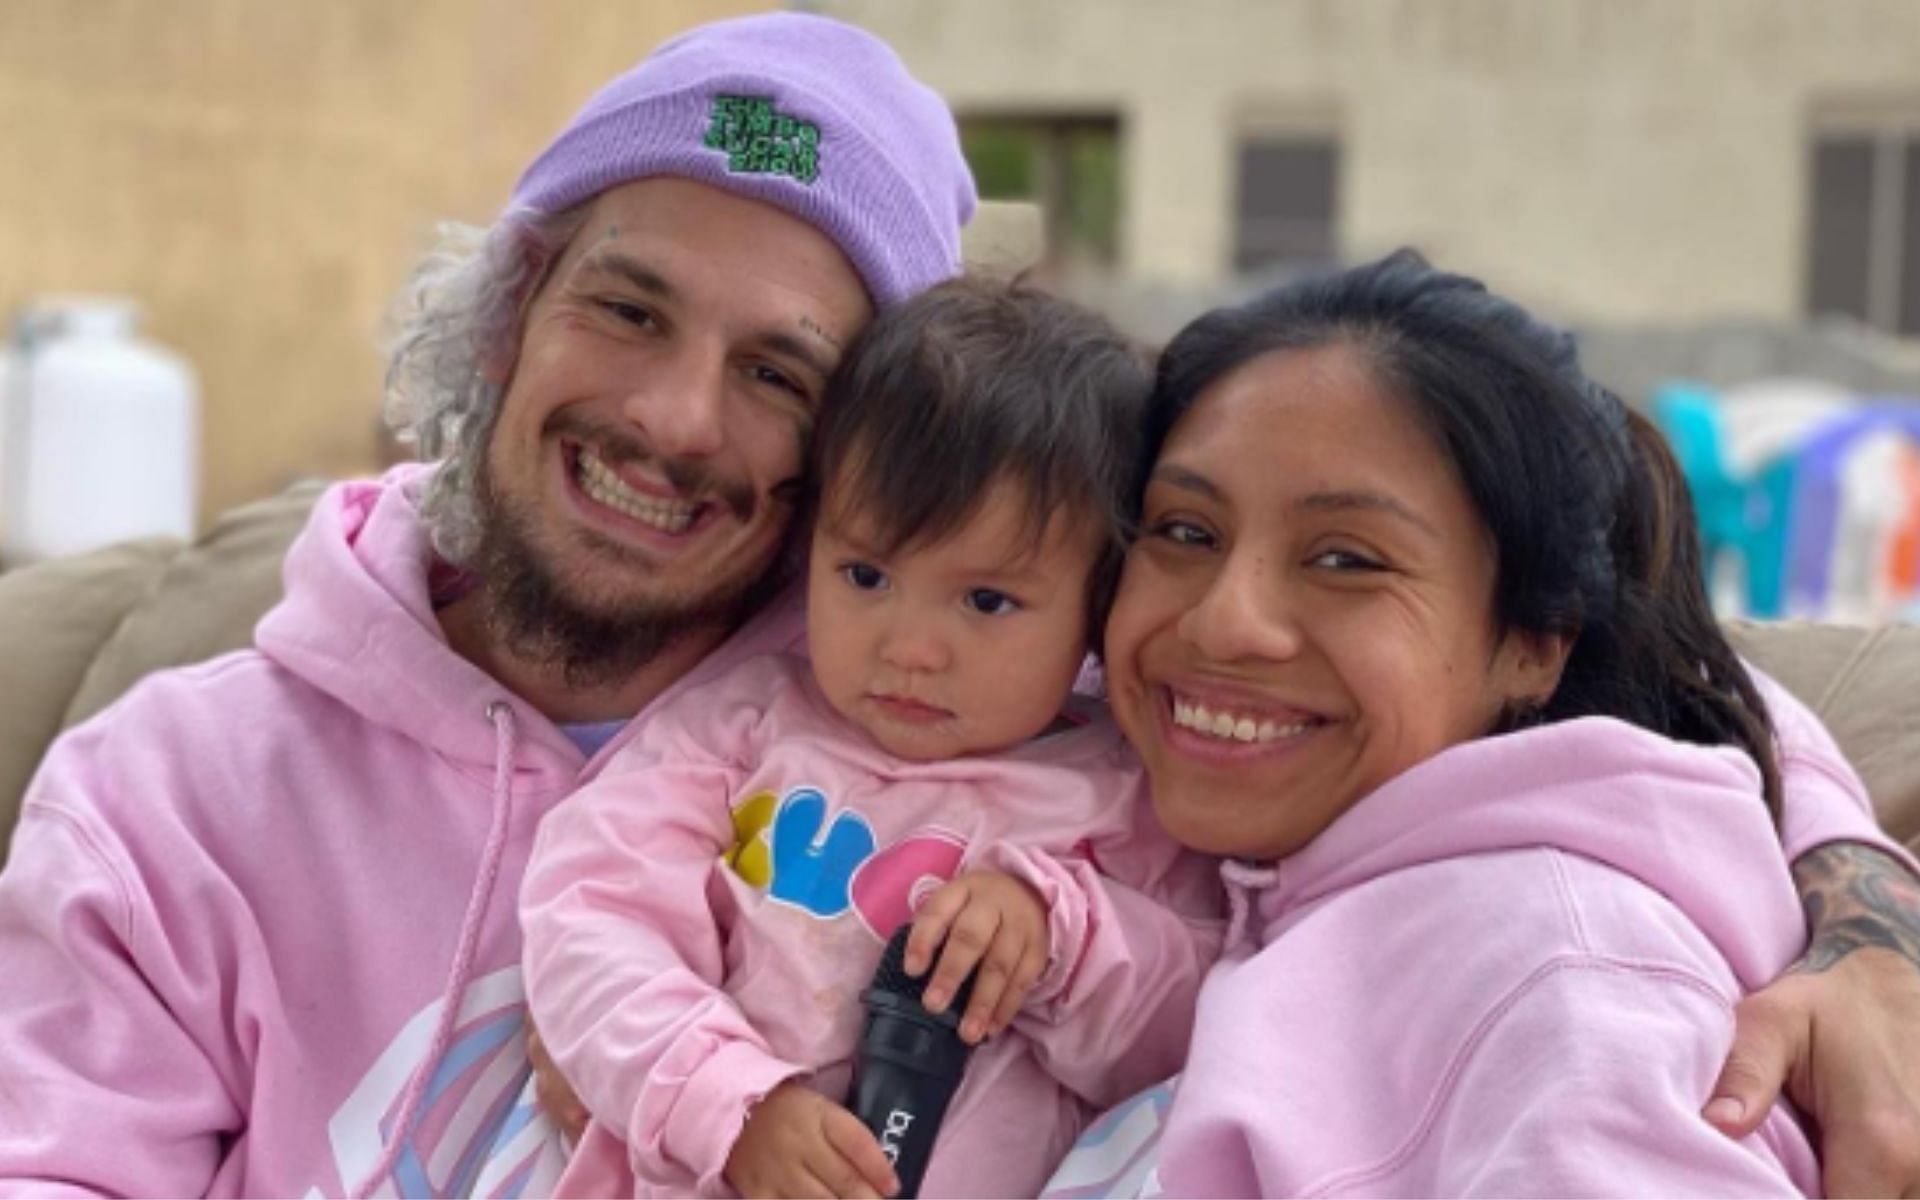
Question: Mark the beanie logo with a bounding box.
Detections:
[704,94,821,185]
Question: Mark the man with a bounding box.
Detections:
[0,14,971,1195]
[2,11,1919,1199]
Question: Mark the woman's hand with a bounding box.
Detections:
[904,871,1050,1044]
[1707,843,1920,1197]
[527,1025,590,1145]
[725,1081,898,1199]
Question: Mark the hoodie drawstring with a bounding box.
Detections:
[1219,859,1281,953]
[352,700,519,1199]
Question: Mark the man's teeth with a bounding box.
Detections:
[1172,696,1315,743]
[576,450,697,533]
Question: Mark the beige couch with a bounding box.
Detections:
[2,478,1919,862]
[0,481,325,855]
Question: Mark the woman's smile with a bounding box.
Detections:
[1160,680,1329,754]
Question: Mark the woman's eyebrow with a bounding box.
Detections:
[1297,490,1440,538]
[1149,464,1224,501]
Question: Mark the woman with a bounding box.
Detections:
[1048,250,1861,1195]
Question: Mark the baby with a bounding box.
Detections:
[520,278,1219,1198]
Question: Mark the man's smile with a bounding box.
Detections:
[569,443,701,534]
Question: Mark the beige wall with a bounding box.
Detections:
[825,0,1920,326]
[0,0,767,521]
[14,2,1915,519]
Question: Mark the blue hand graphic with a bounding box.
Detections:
[768,788,876,918]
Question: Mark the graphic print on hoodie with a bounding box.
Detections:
[726,782,969,932]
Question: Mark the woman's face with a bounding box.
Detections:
[1104,343,1563,861]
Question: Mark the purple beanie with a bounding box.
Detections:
[510,12,977,307]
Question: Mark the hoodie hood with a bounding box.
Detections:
[255,465,808,788]
[255,464,589,784]
[1227,717,1802,991]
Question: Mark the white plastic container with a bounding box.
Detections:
[0,344,14,552]
[1,298,199,564]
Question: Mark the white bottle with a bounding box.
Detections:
[1,298,199,565]
[0,340,15,553]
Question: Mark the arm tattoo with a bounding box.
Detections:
[1790,843,1920,975]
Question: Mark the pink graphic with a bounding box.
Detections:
[313,966,568,1198]
[849,828,969,940]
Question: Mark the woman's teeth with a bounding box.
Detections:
[1172,696,1315,743]
[576,449,697,533]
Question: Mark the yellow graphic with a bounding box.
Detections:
[726,790,778,887]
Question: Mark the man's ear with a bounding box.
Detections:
[480,334,520,387]
[1498,629,1574,710]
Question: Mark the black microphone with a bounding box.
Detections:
[847,924,977,1198]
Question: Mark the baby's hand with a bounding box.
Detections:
[725,1081,898,1199]
[526,1024,589,1144]
[905,871,1050,1043]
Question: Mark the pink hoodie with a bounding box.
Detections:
[0,467,801,1197]
[1047,717,1855,1198]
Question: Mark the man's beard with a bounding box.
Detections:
[468,453,799,692]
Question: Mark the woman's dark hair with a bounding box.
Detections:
[812,275,1153,641]
[1152,249,1781,815]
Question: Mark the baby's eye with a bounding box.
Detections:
[964,588,1021,616]
[841,562,888,591]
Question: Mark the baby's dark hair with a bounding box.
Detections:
[811,276,1153,641]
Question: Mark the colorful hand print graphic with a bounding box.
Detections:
[768,788,877,918]
[849,829,968,940]
[727,790,778,888]
[726,785,970,932]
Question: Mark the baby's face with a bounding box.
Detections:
[806,477,1099,761]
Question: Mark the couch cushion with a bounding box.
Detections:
[1729,620,1920,855]
[62,480,324,729]
[0,537,181,850]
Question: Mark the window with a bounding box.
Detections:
[960,115,1120,269]
[1234,136,1339,275]
[1807,126,1920,337]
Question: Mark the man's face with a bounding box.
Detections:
[475,177,874,683]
